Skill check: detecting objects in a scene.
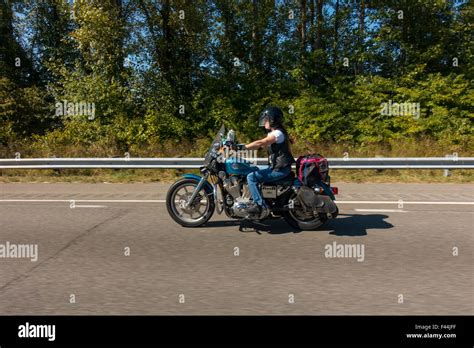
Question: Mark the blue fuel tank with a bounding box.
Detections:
[225,157,259,175]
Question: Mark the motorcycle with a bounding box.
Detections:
[166,125,339,230]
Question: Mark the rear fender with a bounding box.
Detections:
[319,181,336,201]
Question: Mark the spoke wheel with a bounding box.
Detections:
[166,178,215,227]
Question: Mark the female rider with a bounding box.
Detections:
[243,106,295,215]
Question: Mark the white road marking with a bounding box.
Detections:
[0,199,473,205]
[0,199,165,203]
[335,200,474,205]
[73,205,107,208]
[355,209,407,213]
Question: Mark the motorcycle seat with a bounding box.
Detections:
[264,171,295,186]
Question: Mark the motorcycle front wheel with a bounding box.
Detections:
[166,178,215,227]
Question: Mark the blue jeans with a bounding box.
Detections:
[247,166,291,206]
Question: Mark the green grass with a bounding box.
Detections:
[1,168,472,184]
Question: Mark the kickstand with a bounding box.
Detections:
[239,219,261,234]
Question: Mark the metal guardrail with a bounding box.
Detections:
[1,157,473,169]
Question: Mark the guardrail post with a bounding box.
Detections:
[375,155,384,173]
[444,154,453,177]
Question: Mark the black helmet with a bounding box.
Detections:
[259,106,283,127]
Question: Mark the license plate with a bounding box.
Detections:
[261,186,277,198]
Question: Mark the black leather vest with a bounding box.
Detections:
[268,129,295,171]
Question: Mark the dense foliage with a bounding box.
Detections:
[0,0,472,155]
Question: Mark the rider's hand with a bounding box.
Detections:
[236,144,246,151]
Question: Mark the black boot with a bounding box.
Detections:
[247,203,262,215]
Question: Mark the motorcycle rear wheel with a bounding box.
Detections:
[283,193,330,230]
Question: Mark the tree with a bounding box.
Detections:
[0,0,36,85]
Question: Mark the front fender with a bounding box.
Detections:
[181,174,214,193]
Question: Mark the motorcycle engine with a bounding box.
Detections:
[223,176,260,218]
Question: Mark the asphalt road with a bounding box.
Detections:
[0,182,472,315]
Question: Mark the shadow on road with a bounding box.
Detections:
[204,218,299,234]
[321,213,394,236]
[204,213,394,236]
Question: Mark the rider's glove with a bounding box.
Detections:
[236,144,246,151]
